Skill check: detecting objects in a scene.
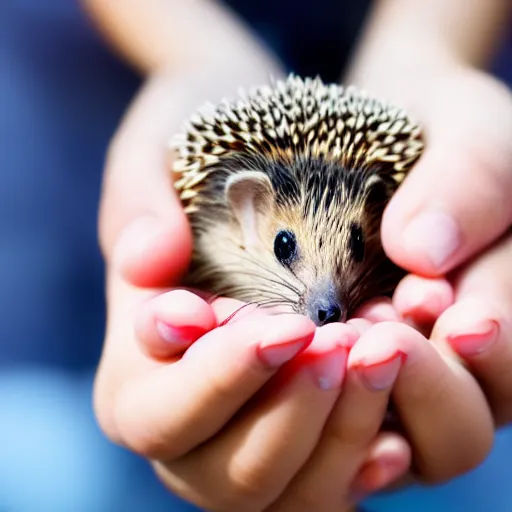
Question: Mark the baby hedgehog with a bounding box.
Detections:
[171,74,424,326]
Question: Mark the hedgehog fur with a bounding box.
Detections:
[170,74,424,325]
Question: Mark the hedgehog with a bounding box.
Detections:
[170,74,424,326]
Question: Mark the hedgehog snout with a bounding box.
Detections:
[305,281,346,326]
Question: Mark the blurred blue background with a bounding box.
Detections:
[0,1,511,511]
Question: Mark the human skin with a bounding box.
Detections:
[346,0,512,425]
[82,0,510,509]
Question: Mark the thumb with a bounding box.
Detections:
[381,81,512,276]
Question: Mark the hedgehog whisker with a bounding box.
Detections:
[223,269,301,299]
[200,269,298,297]
[189,276,297,305]
[219,298,296,326]
[214,286,295,304]
[224,249,303,292]
[205,278,299,304]
[231,247,306,295]
[222,250,303,297]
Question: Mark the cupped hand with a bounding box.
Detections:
[94,71,407,511]
[382,66,512,426]
[125,288,494,511]
[132,291,398,512]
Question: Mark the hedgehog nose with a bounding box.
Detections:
[307,297,344,326]
[316,304,342,326]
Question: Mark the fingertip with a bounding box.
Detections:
[313,322,360,350]
[350,433,411,501]
[382,206,457,278]
[114,215,193,288]
[353,297,401,324]
[382,142,512,278]
[393,274,454,326]
[135,289,216,359]
[380,146,465,278]
[432,298,502,358]
[348,321,424,368]
[347,318,373,337]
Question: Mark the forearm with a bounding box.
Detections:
[80,0,283,82]
[345,0,512,98]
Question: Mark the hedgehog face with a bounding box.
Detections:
[206,162,405,326]
[265,167,401,325]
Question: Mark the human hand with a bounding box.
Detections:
[117,287,493,512]
[378,66,512,429]
[380,67,512,278]
[348,18,512,423]
[394,229,512,427]
[93,70,408,511]
[128,290,407,512]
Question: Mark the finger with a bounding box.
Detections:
[94,273,252,449]
[99,75,197,283]
[347,318,374,337]
[392,274,454,332]
[113,215,192,288]
[134,289,217,359]
[349,432,411,503]
[432,233,512,425]
[114,313,316,461]
[359,322,493,482]
[352,297,401,323]
[159,323,354,512]
[382,80,512,277]
[268,324,403,512]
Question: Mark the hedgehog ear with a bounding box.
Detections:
[225,171,273,248]
[363,173,392,205]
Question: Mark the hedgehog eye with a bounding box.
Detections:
[349,223,365,263]
[274,230,297,266]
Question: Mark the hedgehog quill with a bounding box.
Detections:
[171,75,424,326]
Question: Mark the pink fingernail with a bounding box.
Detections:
[447,320,499,356]
[258,338,310,368]
[308,348,347,391]
[156,321,207,345]
[400,290,442,322]
[355,351,406,391]
[403,211,462,269]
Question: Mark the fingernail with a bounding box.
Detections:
[356,351,405,391]
[401,288,439,317]
[156,321,207,345]
[403,211,462,269]
[309,348,347,391]
[258,338,310,368]
[447,320,499,356]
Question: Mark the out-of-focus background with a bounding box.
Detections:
[1,1,511,511]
